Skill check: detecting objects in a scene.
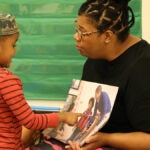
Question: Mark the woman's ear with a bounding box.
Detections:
[104,30,114,43]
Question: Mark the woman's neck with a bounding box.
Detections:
[106,34,141,61]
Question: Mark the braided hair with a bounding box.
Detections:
[78,0,135,42]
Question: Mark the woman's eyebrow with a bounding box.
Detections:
[74,19,85,30]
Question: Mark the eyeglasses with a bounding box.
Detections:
[75,29,99,41]
[74,20,99,41]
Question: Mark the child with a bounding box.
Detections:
[0,14,82,150]
[67,97,95,142]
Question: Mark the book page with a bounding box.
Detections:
[49,79,119,146]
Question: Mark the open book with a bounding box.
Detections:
[48,79,118,146]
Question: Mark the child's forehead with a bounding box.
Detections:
[0,14,19,36]
[0,33,19,42]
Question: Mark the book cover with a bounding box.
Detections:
[48,79,119,146]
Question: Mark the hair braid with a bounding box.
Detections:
[78,0,135,42]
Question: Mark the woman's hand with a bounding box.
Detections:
[66,132,107,150]
[66,141,82,150]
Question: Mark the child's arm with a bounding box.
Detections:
[21,126,40,147]
[1,75,82,129]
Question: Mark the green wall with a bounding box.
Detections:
[0,0,141,100]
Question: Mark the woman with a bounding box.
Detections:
[68,0,150,149]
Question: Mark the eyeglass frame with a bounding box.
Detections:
[74,20,99,41]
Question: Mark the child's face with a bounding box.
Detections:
[0,33,19,68]
[88,101,93,109]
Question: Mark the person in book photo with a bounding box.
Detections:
[75,85,111,145]
[67,0,150,150]
[89,85,111,126]
[67,97,95,142]
[0,13,82,150]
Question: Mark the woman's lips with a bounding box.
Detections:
[76,45,82,51]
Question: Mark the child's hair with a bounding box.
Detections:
[0,14,19,36]
[89,97,95,108]
[78,0,134,42]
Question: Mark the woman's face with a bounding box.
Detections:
[73,15,107,59]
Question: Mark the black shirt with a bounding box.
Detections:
[81,40,150,133]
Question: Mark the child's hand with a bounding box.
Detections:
[43,133,51,140]
[58,112,82,126]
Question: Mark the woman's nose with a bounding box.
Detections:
[73,32,80,41]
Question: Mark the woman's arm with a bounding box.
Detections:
[68,131,150,150]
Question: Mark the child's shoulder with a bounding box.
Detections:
[0,68,19,81]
